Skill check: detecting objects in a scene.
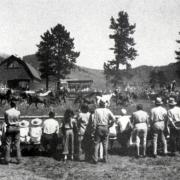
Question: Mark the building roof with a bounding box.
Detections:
[0,55,41,82]
[61,79,93,83]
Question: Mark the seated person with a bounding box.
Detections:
[29,118,42,144]
[19,120,31,143]
[41,109,59,151]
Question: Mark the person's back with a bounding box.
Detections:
[77,111,90,135]
[167,98,180,155]
[4,101,21,165]
[94,108,114,127]
[62,109,76,161]
[43,118,59,134]
[116,109,132,151]
[92,99,115,164]
[131,104,149,158]
[150,98,167,158]
[117,115,131,133]
[41,110,59,153]
[5,106,20,126]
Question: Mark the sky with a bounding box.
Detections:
[0,0,180,70]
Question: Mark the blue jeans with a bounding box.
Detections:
[5,131,21,162]
[93,126,109,162]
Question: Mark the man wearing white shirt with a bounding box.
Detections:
[116,109,132,151]
[41,109,59,152]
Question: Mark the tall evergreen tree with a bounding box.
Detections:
[36,30,54,90]
[36,24,80,90]
[149,70,167,88]
[104,11,138,87]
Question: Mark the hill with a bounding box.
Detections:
[23,54,180,89]
[23,54,108,89]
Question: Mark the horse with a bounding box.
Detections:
[96,92,115,107]
[26,91,54,109]
[74,92,102,108]
[0,89,12,106]
[114,91,135,107]
[55,88,69,106]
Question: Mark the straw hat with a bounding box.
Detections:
[168,98,177,106]
[31,118,42,126]
[19,120,29,128]
[155,97,163,105]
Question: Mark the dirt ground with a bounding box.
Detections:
[0,146,180,180]
[0,97,179,180]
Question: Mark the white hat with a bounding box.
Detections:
[120,109,127,115]
[31,118,42,126]
[19,120,29,128]
[155,97,163,105]
[168,97,177,105]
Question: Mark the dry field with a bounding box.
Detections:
[0,97,179,180]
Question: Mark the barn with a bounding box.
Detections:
[0,55,41,90]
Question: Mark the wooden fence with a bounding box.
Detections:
[0,115,123,124]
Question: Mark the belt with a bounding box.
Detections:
[7,124,19,127]
[135,122,146,125]
[97,125,108,127]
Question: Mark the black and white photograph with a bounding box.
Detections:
[0,0,180,179]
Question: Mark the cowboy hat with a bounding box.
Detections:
[155,97,163,105]
[31,118,42,126]
[169,97,177,105]
[19,120,29,128]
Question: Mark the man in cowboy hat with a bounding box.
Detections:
[91,99,115,164]
[41,108,59,154]
[4,101,21,165]
[150,97,168,158]
[167,97,180,155]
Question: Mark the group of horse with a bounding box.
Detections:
[73,89,137,109]
[0,88,69,108]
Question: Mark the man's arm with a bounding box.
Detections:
[167,111,180,130]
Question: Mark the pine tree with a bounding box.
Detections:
[36,24,80,90]
[175,32,180,61]
[104,11,138,87]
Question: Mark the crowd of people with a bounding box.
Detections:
[1,94,180,165]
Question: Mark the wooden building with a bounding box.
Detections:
[0,55,41,90]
